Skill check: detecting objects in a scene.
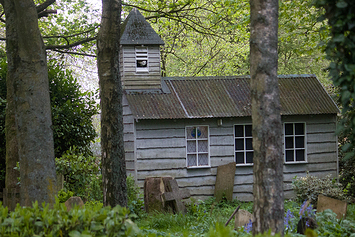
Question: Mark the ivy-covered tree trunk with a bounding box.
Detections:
[250,0,284,235]
[97,0,127,207]
[3,0,56,206]
[3,0,19,209]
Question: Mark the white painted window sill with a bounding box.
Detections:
[284,161,308,165]
[187,166,211,169]
[236,163,253,167]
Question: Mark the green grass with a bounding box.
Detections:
[346,203,355,221]
[134,198,355,237]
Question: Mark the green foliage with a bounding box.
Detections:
[126,175,144,216]
[292,174,348,206]
[0,200,140,236]
[55,147,102,202]
[48,61,99,158]
[38,0,100,56]
[314,0,355,199]
[57,189,74,203]
[0,58,99,190]
[316,209,355,236]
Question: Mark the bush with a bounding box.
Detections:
[0,200,140,236]
[339,148,355,199]
[127,175,144,217]
[292,174,348,206]
[56,147,102,202]
[57,189,74,203]
[316,209,355,236]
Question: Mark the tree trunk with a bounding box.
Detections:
[4,0,56,206]
[250,0,284,235]
[97,0,127,207]
[4,0,19,208]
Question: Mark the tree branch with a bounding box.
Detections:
[42,26,99,39]
[36,0,56,13]
[45,37,96,50]
[0,11,5,23]
[52,49,96,57]
[38,9,57,18]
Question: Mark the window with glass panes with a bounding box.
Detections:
[284,123,306,162]
[234,125,253,164]
[186,126,209,167]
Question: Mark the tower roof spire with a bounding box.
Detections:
[120,8,165,45]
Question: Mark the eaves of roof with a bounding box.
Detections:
[125,74,339,120]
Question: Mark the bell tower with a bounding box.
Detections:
[120,8,165,90]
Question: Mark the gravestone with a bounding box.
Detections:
[162,179,190,214]
[144,176,174,213]
[214,162,236,202]
[234,209,254,229]
[65,196,84,211]
[317,195,348,219]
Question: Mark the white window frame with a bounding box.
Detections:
[284,122,307,163]
[135,46,149,73]
[186,125,210,168]
[234,124,253,165]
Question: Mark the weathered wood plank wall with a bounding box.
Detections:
[123,114,338,201]
[123,95,136,178]
[120,46,161,89]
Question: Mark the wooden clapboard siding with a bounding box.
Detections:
[123,95,136,178]
[128,114,338,201]
[121,45,161,89]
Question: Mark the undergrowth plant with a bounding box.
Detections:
[127,175,144,217]
[0,199,139,236]
[292,174,348,206]
[55,147,102,202]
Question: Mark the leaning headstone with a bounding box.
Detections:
[144,177,174,213]
[65,196,84,211]
[317,195,348,219]
[162,179,190,214]
[214,162,236,202]
[234,209,254,229]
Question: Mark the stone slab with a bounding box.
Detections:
[235,209,254,229]
[144,176,174,213]
[214,162,236,202]
[65,196,84,211]
[162,179,190,214]
[317,195,347,219]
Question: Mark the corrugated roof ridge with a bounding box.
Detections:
[278,74,316,78]
[162,74,316,81]
[168,80,190,118]
[162,75,249,81]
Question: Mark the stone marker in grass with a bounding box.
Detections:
[214,162,236,202]
[162,179,190,214]
[317,194,348,219]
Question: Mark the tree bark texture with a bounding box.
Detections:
[250,0,284,235]
[97,0,127,207]
[1,0,20,211]
[4,0,56,206]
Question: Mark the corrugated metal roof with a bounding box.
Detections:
[120,8,165,45]
[125,75,339,120]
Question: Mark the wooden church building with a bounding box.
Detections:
[120,8,339,201]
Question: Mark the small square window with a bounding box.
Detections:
[186,126,209,167]
[284,123,306,163]
[234,124,253,165]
